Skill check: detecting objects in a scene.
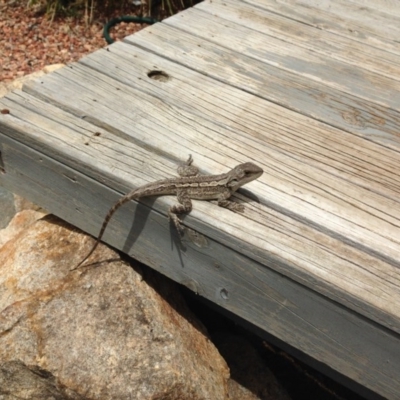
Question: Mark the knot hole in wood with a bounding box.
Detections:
[147,70,170,82]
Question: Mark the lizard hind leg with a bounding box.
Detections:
[168,189,193,236]
[168,210,185,236]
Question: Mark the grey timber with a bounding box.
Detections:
[0,0,399,398]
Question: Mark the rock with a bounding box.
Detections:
[213,333,291,400]
[0,360,85,399]
[0,209,47,248]
[0,215,229,399]
[0,190,46,247]
[13,194,44,214]
[0,190,44,233]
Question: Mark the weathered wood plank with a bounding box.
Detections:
[242,0,400,54]
[12,54,400,335]
[0,1,399,397]
[165,6,400,100]
[283,0,400,31]
[0,133,397,400]
[0,95,179,191]
[122,23,400,147]
[193,0,400,81]
[348,0,400,17]
[0,90,266,240]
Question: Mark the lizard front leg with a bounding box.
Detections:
[169,189,193,235]
[216,189,245,213]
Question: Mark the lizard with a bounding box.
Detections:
[75,155,263,268]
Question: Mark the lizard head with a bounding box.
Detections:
[227,162,263,192]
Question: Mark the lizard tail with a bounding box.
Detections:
[73,192,139,270]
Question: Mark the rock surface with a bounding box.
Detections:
[0,185,44,236]
[0,360,85,399]
[0,209,47,247]
[0,214,230,399]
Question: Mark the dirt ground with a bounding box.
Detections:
[0,0,150,82]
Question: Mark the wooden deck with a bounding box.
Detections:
[1,0,400,398]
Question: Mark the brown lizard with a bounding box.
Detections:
[76,155,263,268]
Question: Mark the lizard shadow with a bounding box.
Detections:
[119,189,259,269]
[121,199,157,254]
[120,199,186,261]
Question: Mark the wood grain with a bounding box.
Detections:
[193,0,400,81]
[0,133,397,400]
[243,0,400,54]
[348,0,400,17]
[13,54,400,331]
[1,0,400,397]
[123,24,400,146]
